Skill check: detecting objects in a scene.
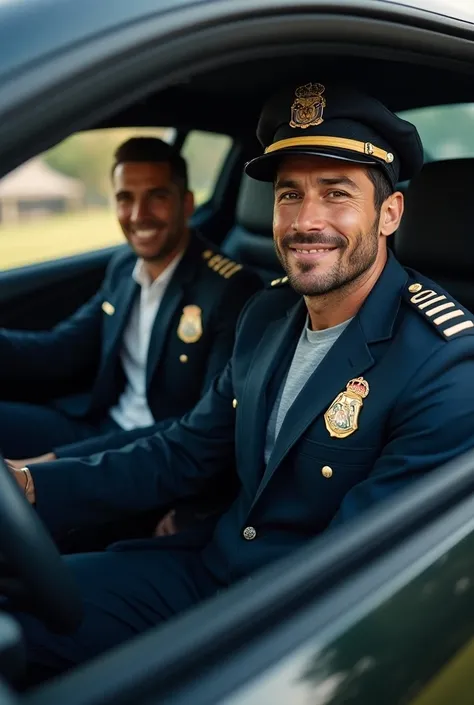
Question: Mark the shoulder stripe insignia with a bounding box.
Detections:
[418,295,446,310]
[405,283,474,339]
[219,260,237,276]
[433,310,464,325]
[425,302,454,316]
[213,257,230,273]
[201,250,242,279]
[223,264,243,279]
[270,276,289,287]
[208,254,222,269]
[445,321,474,337]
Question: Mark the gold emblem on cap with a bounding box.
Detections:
[177,305,203,344]
[324,377,369,439]
[290,82,326,129]
[409,283,423,293]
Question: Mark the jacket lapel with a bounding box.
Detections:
[251,252,408,507]
[145,238,201,389]
[101,275,139,362]
[237,298,306,498]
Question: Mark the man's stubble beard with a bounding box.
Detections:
[132,205,187,264]
[276,217,380,297]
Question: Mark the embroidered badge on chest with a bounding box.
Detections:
[324,377,370,439]
[177,305,203,344]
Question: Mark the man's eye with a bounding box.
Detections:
[328,190,349,198]
[279,191,300,201]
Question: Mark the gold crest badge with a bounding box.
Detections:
[177,305,203,344]
[290,82,326,129]
[324,377,369,439]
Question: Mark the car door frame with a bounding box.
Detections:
[26,445,474,705]
[1,1,474,703]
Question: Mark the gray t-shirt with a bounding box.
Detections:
[264,316,353,464]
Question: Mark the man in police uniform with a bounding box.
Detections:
[0,137,261,468]
[9,82,474,682]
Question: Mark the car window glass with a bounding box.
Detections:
[398,103,474,161]
[181,130,233,206]
[0,127,176,271]
[0,127,231,271]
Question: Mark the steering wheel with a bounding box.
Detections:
[0,456,82,632]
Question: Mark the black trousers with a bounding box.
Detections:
[10,543,222,688]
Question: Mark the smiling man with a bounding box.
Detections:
[274,162,391,295]
[9,83,474,685]
[0,137,262,468]
[272,157,396,319]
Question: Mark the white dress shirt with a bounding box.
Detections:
[109,252,184,430]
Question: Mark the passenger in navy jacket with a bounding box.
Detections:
[0,138,261,463]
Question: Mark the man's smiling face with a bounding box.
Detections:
[273,155,383,296]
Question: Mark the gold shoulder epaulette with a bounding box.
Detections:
[404,281,474,339]
[269,276,289,288]
[202,249,243,279]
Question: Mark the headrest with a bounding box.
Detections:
[395,159,474,278]
[235,174,274,238]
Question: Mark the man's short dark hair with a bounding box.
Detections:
[366,167,394,212]
[112,137,188,192]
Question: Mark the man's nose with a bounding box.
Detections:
[130,199,149,222]
[292,196,327,232]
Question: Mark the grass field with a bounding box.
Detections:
[0,209,125,271]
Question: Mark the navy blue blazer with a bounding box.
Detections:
[0,234,262,457]
[32,253,474,583]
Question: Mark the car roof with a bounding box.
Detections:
[0,0,202,82]
[95,53,474,137]
[0,0,473,140]
[382,0,474,25]
[0,0,472,183]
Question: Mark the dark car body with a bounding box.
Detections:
[0,1,473,703]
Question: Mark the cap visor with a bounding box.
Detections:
[245,148,377,182]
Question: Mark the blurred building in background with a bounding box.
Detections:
[0,158,85,223]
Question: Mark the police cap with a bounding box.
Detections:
[245,81,424,187]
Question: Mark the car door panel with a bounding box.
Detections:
[0,245,126,330]
[25,451,474,705]
[144,472,474,705]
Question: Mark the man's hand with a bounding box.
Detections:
[5,463,35,504]
[6,452,56,469]
[153,509,178,537]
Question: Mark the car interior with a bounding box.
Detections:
[0,3,474,702]
[2,57,474,332]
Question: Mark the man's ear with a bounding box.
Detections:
[184,190,195,218]
[380,191,404,237]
